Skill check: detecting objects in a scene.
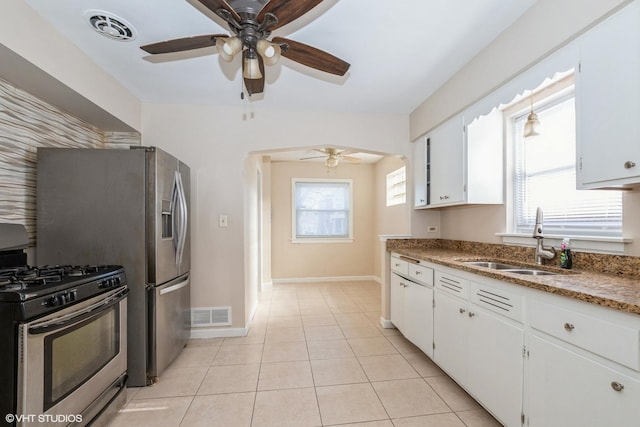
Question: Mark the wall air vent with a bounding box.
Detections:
[85,10,136,42]
[192,306,232,327]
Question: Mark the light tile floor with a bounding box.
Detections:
[107,281,503,427]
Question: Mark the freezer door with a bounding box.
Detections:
[148,148,182,285]
[148,273,191,380]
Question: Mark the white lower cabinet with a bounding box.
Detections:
[527,334,640,427]
[404,279,434,357]
[390,257,434,358]
[433,288,469,381]
[467,305,523,427]
[388,255,640,427]
[434,277,524,427]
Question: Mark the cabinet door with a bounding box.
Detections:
[577,1,640,188]
[467,307,523,427]
[390,273,405,332]
[528,334,640,427]
[429,116,465,207]
[404,282,434,358]
[433,289,468,382]
[413,138,428,207]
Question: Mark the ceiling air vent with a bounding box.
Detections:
[85,10,136,42]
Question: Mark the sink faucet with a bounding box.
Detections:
[533,207,556,265]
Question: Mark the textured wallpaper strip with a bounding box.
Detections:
[0,77,140,245]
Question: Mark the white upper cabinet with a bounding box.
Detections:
[576,0,640,189]
[414,110,503,209]
[413,138,428,207]
[429,115,466,207]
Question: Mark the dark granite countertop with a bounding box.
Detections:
[387,239,640,316]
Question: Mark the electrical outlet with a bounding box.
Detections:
[427,226,438,233]
[218,215,228,227]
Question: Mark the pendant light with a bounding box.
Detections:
[523,92,540,138]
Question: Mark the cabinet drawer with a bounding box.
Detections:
[409,264,433,286]
[471,281,523,323]
[390,255,409,276]
[530,300,640,371]
[435,271,468,299]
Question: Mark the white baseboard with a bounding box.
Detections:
[272,275,378,284]
[190,327,248,339]
[379,317,395,329]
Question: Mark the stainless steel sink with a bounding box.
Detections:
[502,269,557,276]
[464,261,520,270]
[463,261,558,276]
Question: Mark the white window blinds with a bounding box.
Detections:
[293,179,352,240]
[513,92,622,237]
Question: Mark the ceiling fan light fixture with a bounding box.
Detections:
[325,155,339,168]
[256,39,281,66]
[216,36,242,62]
[243,50,263,80]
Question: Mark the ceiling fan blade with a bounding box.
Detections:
[341,156,361,164]
[299,155,326,160]
[313,149,329,154]
[243,51,265,96]
[141,34,227,54]
[197,0,241,22]
[257,0,323,30]
[272,37,350,76]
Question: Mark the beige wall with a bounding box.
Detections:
[141,103,415,328]
[270,161,376,280]
[373,157,412,278]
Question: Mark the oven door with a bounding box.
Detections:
[17,287,128,426]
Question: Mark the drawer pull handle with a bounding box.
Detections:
[459,308,466,314]
[611,381,624,392]
[564,323,575,332]
[624,161,636,169]
[468,312,476,318]
[415,271,422,275]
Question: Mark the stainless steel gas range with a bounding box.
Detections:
[0,224,128,426]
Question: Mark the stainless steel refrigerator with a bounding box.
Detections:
[36,146,190,387]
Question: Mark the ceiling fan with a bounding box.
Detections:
[300,148,361,168]
[140,0,350,96]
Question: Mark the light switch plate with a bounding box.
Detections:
[219,215,228,227]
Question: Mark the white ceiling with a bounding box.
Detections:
[22,0,537,116]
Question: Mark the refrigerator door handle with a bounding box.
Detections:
[171,172,181,264]
[175,171,188,267]
[159,277,190,296]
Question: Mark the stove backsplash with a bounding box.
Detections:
[0,77,140,251]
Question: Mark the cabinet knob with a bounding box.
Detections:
[624,161,636,169]
[468,312,476,318]
[459,308,466,314]
[611,381,625,392]
[564,323,575,332]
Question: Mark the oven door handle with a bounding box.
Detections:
[28,288,129,335]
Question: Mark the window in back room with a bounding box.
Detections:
[386,166,406,207]
[292,178,353,242]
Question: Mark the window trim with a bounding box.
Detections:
[291,178,354,244]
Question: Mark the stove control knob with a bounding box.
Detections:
[46,295,61,307]
[70,290,77,301]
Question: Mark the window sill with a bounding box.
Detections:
[497,233,631,254]
[291,238,354,244]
